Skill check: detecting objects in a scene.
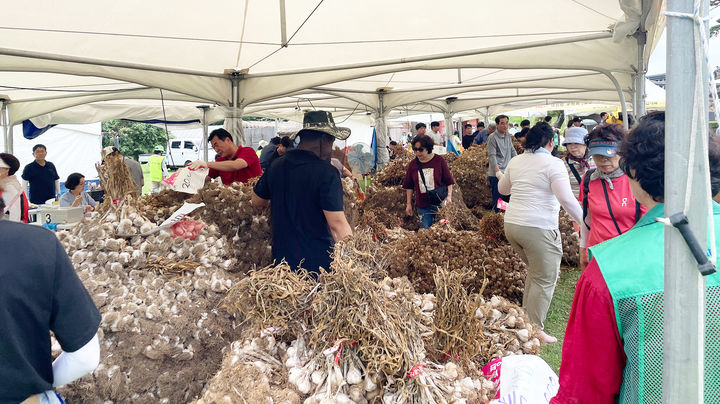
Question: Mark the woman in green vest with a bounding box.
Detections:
[148,146,168,194]
[551,111,720,403]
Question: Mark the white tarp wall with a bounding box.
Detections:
[0,123,102,181]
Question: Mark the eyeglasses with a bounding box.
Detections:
[413,147,425,152]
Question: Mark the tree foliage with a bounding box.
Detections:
[101,120,171,160]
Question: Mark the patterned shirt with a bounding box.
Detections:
[563,155,595,200]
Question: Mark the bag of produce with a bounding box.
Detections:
[163,167,208,194]
[483,354,558,404]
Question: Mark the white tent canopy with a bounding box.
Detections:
[0,0,665,165]
[0,123,102,180]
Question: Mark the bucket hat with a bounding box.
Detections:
[291,111,351,140]
[563,127,588,145]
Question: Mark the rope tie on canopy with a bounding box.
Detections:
[655,3,716,273]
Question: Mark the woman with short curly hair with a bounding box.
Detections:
[578,124,647,269]
[402,134,455,229]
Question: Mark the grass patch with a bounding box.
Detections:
[538,266,582,374]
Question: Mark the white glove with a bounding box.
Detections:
[188,160,207,170]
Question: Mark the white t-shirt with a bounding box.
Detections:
[498,150,583,230]
[428,130,443,146]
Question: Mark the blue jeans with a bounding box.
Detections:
[488,176,509,212]
[417,205,439,229]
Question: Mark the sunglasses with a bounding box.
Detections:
[413,147,425,152]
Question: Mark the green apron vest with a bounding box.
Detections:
[590,202,720,403]
[148,154,165,182]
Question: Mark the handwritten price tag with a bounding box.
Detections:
[163,167,208,194]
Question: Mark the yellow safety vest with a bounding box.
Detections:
[148,154,165,182]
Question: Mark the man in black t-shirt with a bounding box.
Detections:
[252,111,353,275]
[0,202,101,403]
[21,144,60,204]
[461,123,475,150]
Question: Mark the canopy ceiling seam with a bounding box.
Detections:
[0,26,277,45]
[570,0,617,20]
[305,72,604,95]
[0,48,227,78]
[287,30,611,45]
[0,84,149,95]
[246,0,325,71]
[244,64,633,106]
[234,0,251,68]
[241,32,613,78]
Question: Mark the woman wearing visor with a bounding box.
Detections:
[578,124,647,269]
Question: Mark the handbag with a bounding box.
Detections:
[416,158,448,206]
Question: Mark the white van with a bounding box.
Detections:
[139,140,200,168]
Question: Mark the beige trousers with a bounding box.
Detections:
[504,222,562,329]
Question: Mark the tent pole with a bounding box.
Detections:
[664,0,710,401]
[279,0,288,47]
[374,92,390,169]
[3,100,13,154]
[635,31,648,118]
[1,99,8,153]
[198,105,210,161]
[631,73,639,118]
[444,99,455,150]
[225,74,246,146]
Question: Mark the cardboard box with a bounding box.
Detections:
[37,205,84,224]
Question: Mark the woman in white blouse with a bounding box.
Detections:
[497,122,584,343]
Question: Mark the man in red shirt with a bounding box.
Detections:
[189,128,262,185]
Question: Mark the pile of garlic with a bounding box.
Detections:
[57,205,239,273]
[56,205,243,403]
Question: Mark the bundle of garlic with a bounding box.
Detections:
[195,333,301,404]
[475,295,542,364]
[341,177,359,227]
[381,361,496,404]
[373,156,411,187]
[187,181,273,273]
[355,185,420,236]
[559,209,580,266]
[137,188,192,223]
[450,144,492,209]
[434,186,481,231]
[223,262,317,338]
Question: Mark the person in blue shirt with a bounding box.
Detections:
[59,173,97,212]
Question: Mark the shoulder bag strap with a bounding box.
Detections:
[601,179,624,235]
[566,156,582,184]
[582,168,595,229]
[3,191,23,215]
[635,201,642,222]
[416,158,430,191]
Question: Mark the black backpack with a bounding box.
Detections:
[582,168,641,235]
